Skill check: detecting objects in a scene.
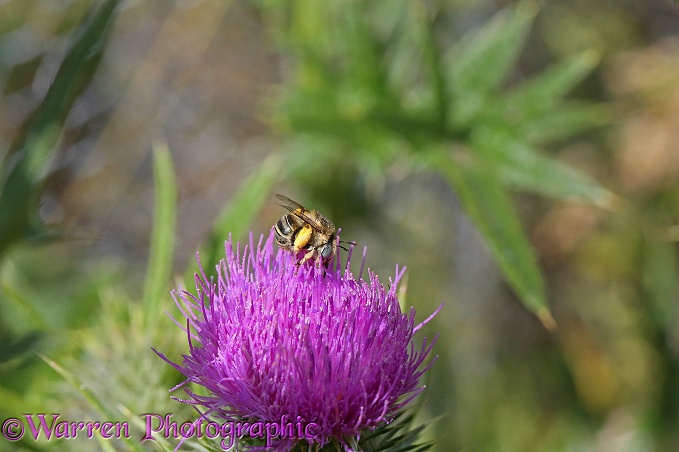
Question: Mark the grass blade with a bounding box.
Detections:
[142,143,177,329]
[0,0,120,257]
[643,237,679,329]
[40,354,147,452]
[194,154,282,278]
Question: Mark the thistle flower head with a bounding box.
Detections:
[156,230,440,451]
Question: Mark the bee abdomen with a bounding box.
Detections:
[274,215,294,246]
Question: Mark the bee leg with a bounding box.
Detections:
[298,249,316,265]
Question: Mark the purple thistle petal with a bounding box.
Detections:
[157,229,440,450]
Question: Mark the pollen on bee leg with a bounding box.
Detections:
[292,224,313,252]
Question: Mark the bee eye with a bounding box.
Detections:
[320,244,333,259]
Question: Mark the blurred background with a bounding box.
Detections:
[1,0,679,450]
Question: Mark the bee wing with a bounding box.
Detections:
[275,194,306,212]
[275,193,330,233]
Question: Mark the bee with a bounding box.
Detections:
[274,194,339,265]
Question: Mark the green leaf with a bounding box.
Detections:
[196,154,282,277]
[502,50,600,120]
[285,0,339,88]
[471,129,619,210]
[0,259,50,330]
[428,147,555,329]
[0,0,119,257]
[518,102,609,145]
[0,384,40,414]
[643,237,679,329]
[415,1,448,131]
[447,1,537,124]
[344,1,389,95]
[0,331,41,364]
[142,143,177,330]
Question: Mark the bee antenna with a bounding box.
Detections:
[338,239,355,252]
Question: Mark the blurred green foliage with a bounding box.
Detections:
[260,0,615,327]
[0,0,678,451]
[0,0,118,258]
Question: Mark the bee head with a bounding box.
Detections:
[320,241,335,261]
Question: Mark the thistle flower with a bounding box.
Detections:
[155,230,440,451]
